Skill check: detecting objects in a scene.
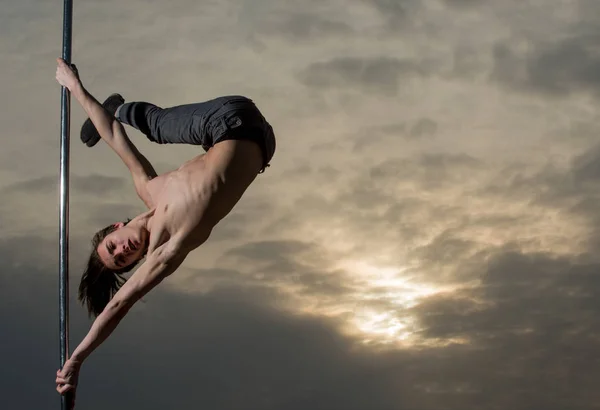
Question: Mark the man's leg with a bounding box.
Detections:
[80,94,275,172]
[122,96,277,174]
[114,101,207,146]
[81,96,215,149]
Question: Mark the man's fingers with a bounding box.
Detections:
[55,57,75,70]
[57,384,73,394]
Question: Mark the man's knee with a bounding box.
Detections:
[117,102,160,139]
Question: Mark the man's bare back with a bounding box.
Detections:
[53,58,275,406]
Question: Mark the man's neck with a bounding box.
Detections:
[144,209,156,232]
[134,208,155,233]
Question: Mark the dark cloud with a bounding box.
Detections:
[339,179,397,211]
[442,0,485,8]
[414,249,600,346]
[473,141,600,250]
[491,31,600,99]
[2,174,126,196]
[352,131,399,152]
[449,45,489,79]
[0,235,58,267]
[206,196,277,243]
[545,117,600,148]
[225,240,314,264]
[571,143,600,183]
[315,165,342,180]
[351,118,438,151]
[369,118,438,140]
[562,145,600,248]
[368,153,483,190]
[280,162,314,179]
[73,174,128,195]
[298,56,431,96]
[208,193,277,243]
[256,12,353,41]
[239,1,357,51]
[489,42,527,89]
[362,0,412,30]
[409,118,438,138]
[528,35,600,96]
[377,122,407,136]
[1,176,57,195]
[412,231,482,269]
[221,240,352,298]
[578,0,600,23]
[409,248,600,408]
[82,202,144,227]
[293,269,356,297]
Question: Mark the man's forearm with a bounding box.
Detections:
[69,301,132,362]
[70,83,120,144]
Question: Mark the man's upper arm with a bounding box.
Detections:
[111,123,158,208]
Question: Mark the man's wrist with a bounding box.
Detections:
[69,351,86,364]
[69,81,85,100]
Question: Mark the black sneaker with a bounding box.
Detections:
[80,93,125,147]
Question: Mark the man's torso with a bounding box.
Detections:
[144,139,264,253]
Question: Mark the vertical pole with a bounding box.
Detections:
[59,0,73,409]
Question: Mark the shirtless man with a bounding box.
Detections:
[53,58,276,405]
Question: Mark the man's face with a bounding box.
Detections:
[97,222,147,270]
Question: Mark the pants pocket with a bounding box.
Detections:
[226,106,263,127]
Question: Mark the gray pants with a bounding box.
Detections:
[116,95,276,173]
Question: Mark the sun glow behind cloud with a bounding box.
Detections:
[334,260,456,346]
[280,257,460,348]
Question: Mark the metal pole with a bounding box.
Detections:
[59,0,73,409]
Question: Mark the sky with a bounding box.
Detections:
[2,0,600,408]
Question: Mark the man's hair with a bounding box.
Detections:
[78,219,141,318]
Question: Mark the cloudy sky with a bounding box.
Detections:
[3,0,600,408]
